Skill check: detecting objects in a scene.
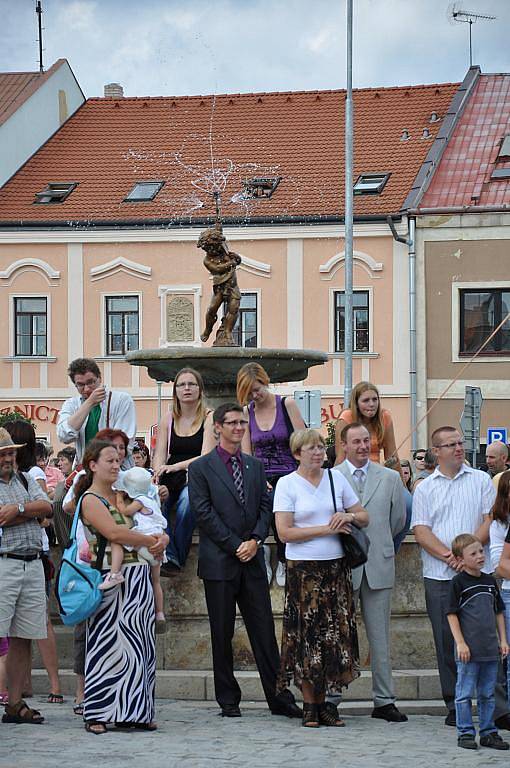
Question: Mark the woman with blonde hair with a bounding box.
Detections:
[153,367,215,572]
[334,381,400,472]
[237,362,305,586]
[274,428,368,727]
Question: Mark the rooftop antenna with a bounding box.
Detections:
[36,0,44,73]
[448,4,496,67]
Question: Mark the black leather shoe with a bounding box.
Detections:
[270,690,302,718]
[220,704,241,718]
[160,560,181,578]
[271,701,302,718]
[445,710,457,727]
[495,714,510,731]
[371,704,408,722]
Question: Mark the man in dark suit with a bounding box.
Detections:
[188,402,301,719]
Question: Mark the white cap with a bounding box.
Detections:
[114,466,153,499]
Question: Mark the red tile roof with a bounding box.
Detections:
[0,82,459,226]
[420,74,510,209]
[0,59,68,128]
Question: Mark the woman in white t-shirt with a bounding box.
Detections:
[274,428,368,729]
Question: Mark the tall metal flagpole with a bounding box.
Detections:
[343,0,354,407]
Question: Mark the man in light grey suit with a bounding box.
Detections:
[335,422,407,722]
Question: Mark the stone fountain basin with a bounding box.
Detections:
[126,346,328,399]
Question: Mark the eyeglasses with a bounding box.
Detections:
[175,382,199,389]
[301,445,326,453]
[436,440,465,450]
[414,455,425,461]
[222,419,248,427]
[74,377,100,391]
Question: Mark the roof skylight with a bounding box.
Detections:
[34,182,77,204]
[242,177,281,199]
[353,173,390,195]
[497,135,510,160]
[124,181,164,202]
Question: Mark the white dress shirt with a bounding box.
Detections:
[411,464,495,580]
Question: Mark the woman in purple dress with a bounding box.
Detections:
[237,363,306,586]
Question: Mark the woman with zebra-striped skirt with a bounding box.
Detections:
[74,438,169,735]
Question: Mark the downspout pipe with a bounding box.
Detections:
[387,215,417,450]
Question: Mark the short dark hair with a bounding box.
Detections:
[340,421,368,443]
[57,447,76,462]
[431,426,457,447]
[413,449,426,459]
[35,441,47,461]
[67,357,101,383]
[213,402,243,425]
[423,449,437,469]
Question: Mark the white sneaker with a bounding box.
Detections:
[263,545,272,584]
[275,561,286,587]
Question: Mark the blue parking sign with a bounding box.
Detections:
[487,428,508,445]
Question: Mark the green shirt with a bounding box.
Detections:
[84,403,101,446]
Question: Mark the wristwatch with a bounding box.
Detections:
[251,536,263,548]
[18,503,26,517]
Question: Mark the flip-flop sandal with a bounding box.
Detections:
[47,693,64,704]
[85,721,107,735]
[2,699,44,724]
[73,701,84,716]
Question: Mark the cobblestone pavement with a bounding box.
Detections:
[2,699,510,768]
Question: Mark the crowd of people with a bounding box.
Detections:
[1,358,510,751]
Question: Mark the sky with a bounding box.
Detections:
[1,0,509,98]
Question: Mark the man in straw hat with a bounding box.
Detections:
[0,427,52,725]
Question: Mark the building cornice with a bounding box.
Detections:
[0,221,406,244]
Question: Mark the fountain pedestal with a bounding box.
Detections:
[126,346,328,407]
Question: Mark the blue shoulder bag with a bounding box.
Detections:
[55,494,106,626]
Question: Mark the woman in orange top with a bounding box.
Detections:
[334,381,401,472]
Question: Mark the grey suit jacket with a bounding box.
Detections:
[335,461,406,591]
[188,449,271,581]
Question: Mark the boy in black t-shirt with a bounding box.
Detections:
[446,533,510,751]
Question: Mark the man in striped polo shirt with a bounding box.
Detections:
[412,425,510,730]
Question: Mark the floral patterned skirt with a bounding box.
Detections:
[277,558,360,696]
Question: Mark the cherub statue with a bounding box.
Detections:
[198,223,242,347]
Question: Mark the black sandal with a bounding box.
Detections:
[318,702,345,727]
[302,703,320,728]
[85,721,107,735]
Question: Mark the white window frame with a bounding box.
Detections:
[328,286,374,356]
[158,285,202,347]
[9,293,52,358]
[452,281,510,363]
[221,289,261,348]
[101,292,142,358]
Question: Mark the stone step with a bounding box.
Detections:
[28,667,443,704]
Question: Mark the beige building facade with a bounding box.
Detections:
[415,212,510,450]
[0,221,411,451]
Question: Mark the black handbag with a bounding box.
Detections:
[327,469,370,569]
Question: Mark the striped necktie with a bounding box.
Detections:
[353,468,365,495]
[231,455,245,504]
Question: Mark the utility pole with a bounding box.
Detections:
[343,0,354,407]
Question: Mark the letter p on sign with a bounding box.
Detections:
[487,428,508,445]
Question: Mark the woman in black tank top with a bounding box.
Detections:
[153,368,215,572]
